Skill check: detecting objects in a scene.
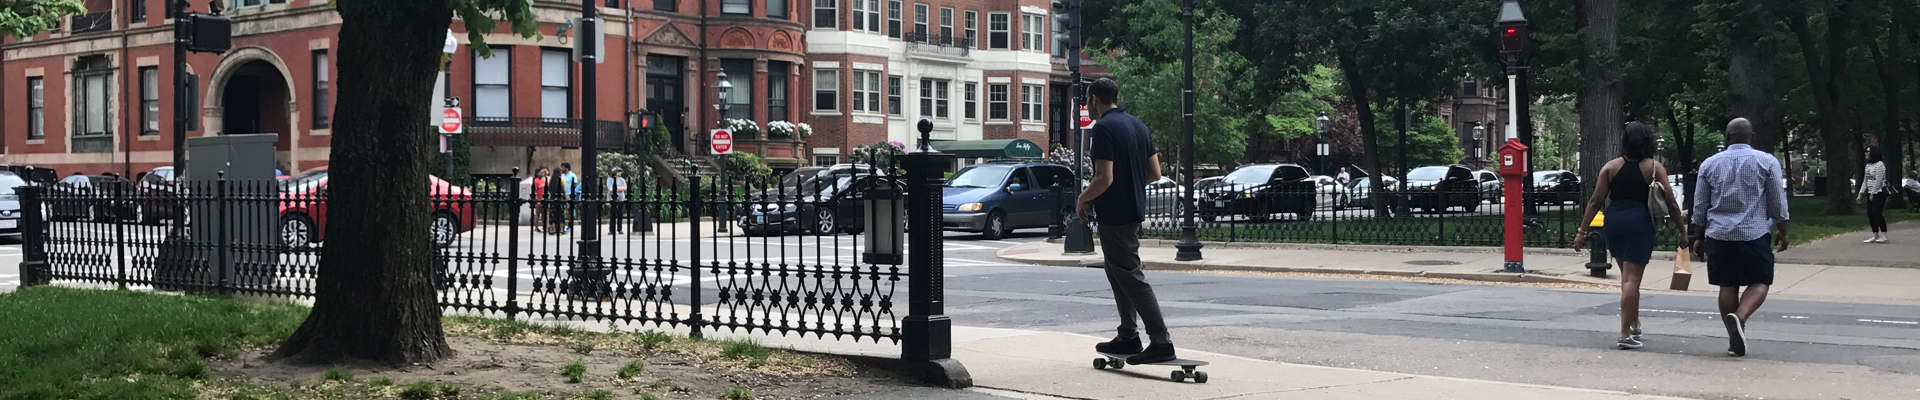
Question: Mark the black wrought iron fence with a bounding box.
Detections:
[17,156,949,348]
[1134,185,1684,249]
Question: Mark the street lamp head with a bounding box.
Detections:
[1496,0,1528,68]
[1472,124,1486,140]
[1315,112,1331,135]
[716,71,733,106]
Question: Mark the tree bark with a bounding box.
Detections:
[1577,0,1624,186]
[271,0,455,364]
[1729,0,1780,152]
[1336,47,1388,218]
[1785,4,1858,215]
[1871,19,1905,208]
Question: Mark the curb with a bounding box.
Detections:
[1001,246,1605,286]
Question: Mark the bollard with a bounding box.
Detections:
[1585,210,1611,277]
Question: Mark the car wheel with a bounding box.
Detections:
[431,212,459,248]
[281,214,316,248]
[981,211,1007,240]
[812,208,837,236]
[1296,211,1312,221]
[1466,202,1479,213]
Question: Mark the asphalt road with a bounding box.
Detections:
[9,224,1920,400]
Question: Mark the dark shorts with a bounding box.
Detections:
[1707,234,1775,287]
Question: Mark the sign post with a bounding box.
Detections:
[438,107,462,153]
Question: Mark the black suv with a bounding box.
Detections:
[1531,170,1583,205]
[1196,164,1317,222]
[1402,165,1482,213]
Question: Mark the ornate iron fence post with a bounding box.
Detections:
[506,168,524,321]
[687,175,704,339]
[114,180,128,289]
[900,119,970,388]
[19,186,48,287]
[215,171,231,295]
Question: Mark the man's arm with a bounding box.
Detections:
[1079,160,1116,205]
[1765,159,1792,251]
[1145,154,1162,184]
[1690,163,1714,228]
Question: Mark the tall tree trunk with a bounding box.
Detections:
[1729,0,1780,152]
[1872,19,1906,208]
[1577,0,1624,185]
[1336,47,1388,218]
[272,0,454,364]
[1786,4,1858,215]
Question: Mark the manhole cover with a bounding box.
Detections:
[1405,260,1462,266]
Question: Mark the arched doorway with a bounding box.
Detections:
[219,60,293,168]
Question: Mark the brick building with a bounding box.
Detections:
[2,0,1073,177]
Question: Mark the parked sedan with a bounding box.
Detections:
[277,168,477,248]
[1144,176,1188,216]
[1196,164,1317,222]
[1474,170,1503,204]
[941,161,1075,239]
[740,175,882,236]
[1402,165,1481,213]
[128,166,184,225]
[1309,175,1350,210]
[48,175,136,222]
[1347,176,1400,209]
[1532,170,1583,205]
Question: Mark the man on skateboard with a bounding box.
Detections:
[1075,77,1177,365]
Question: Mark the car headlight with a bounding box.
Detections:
[957,203,984,212]
[784,204,798,212]
[1241,192,1255,199]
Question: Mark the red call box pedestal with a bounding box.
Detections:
[1498,139,1530,273]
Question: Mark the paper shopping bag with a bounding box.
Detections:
[1670,250,1693,291]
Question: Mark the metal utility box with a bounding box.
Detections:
[187,134,281,287]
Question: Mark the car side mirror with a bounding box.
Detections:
[1008,183,1025,192]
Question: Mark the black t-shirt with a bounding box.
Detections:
[1088,106,1156,225]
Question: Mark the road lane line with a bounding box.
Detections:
[1859,319,1920,325]
[1642,309,1720,316]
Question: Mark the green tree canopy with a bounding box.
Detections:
[1,0,84,39]
[1090,0,1251,167]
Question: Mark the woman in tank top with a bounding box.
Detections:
[1574,122,1690,350]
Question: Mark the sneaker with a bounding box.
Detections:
[1616,337,1644,350]
[1629,327,1643,341]
[1126,343,1177,365]
[1094,336,1143,354]
[1874,237,1889,243]
[1723,313,1747,357]
[1866,237,1879,243]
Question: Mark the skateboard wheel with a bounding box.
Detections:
[1093,358,1106,370]
[1111,360,1124,370]
[1171,370,1186,382]
[1194,371,1209,383]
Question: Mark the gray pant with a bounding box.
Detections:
[1099,223,1171,344]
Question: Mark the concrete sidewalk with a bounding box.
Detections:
[996,239,1920,304]
[1779,220,1920,268]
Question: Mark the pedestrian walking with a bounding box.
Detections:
[532,168,552,233]
[561,163,581,199]
[545,168,571,234]
[1074,77,1177,365]
[1857,146,1890,243]
[1337,167,1351,185]
[1689,118,1791,357]
[607,168,629,235]
[1573,122,1689,350]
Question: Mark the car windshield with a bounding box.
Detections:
[1223,166,1276,185]
[0,174,27,198]
[1534,171,1561,183]
[780,167,827,189]
[280,170,328,192]
[948,165,1012,188]
[1408,167,1449,181]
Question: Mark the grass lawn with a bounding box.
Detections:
[1141,196,1915,248]
[0,287,308,400]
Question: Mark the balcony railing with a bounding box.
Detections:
[70,11,112,34]
[466,117,625,150]
[905,32,973,58]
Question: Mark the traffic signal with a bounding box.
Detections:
[1052,0,1082,68]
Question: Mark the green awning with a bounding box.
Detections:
[927,139,1044,159]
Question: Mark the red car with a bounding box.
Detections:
[277,167,476,248]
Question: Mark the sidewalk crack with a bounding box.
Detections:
[1197,376,1417,400]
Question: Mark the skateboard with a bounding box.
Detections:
[1093,351,1211,383]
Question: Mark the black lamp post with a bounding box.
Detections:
[1316,112,1331,175]
[1172,0,1202,261]
[1496,0,1531,215]
[715,70,733,233]
[1472,123,1487,166]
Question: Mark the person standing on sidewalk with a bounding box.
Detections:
[607,168,630,235]
[1690,117,1791,357]
[1857,146,1890,243]
[532,168,552,233]
[1574,122,1689,350]
[1073,77,1176,365]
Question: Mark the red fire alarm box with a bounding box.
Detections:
[1498,139,1530,178]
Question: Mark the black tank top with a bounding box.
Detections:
[1610,158,1650,202]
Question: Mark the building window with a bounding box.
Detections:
[887,0,901,38]
[27,77,44,140]
[814,0,836,29]
[1021,84,1043,121]
[988,83,1008,120]
[311,50,330,129]
[919,79,948,119]
[72,56,113,153]
[234,0,265,9]
[939,7,953,43]
[913,3,927,37]
[473,47,511,120]
[1022,13,1044,52]
[769,61,789,121]
[850,70,881,113]
[851,0,878,33]
[1462,79,1478,97]
[654,0,675,12]
[768,0,786,18]
[722,0,750,15]
[964,10,977,46]
[140,67,159,135]
[541,49,572,120]
[722,59,754,120]
[887,75,902,115]
[988,13,1008,49]
[606,0,621,7]
[132,0,146,23]
[814,155,839,166]
[963,82,977,120]
[815,69,839,112]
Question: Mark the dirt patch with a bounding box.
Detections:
[209,321,925,400]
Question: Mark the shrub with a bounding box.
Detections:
[635,330,673,349]
[721,386,756,400]
[562,359,588,383]
[617,360,645,379]
[322,366,354,382]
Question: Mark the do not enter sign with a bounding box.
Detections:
[439,107,463,134]
[1079,105,1094,129]
[710,129,734,154]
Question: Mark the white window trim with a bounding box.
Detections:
[1021,13,1045,53]
[962,81,978,120]
[1021,84,1043,121]
[964,10,978,47]
[814,69,839,112]
[988,83,1010,121]
[815,0,838,30]
[987,12,1010,50]
[850,69,884,115]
